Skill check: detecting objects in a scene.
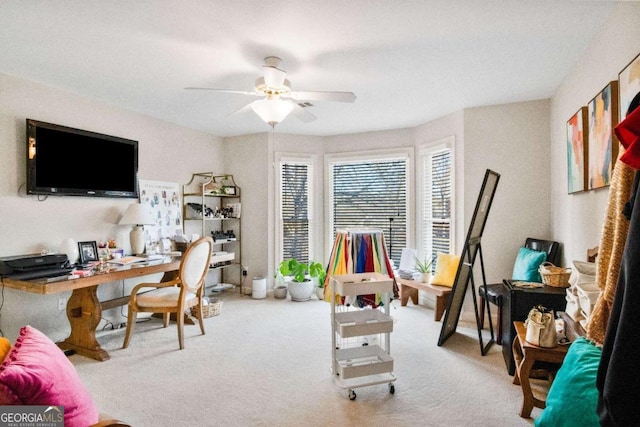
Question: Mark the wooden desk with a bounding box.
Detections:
[1,258,181,361]
[396,277,451,321]
[512,320,568,418]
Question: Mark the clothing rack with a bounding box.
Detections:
[324,228,398,306]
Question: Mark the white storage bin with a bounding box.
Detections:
[576,282,600,317]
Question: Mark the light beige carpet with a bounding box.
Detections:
[72,293,537,426]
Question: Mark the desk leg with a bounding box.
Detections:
[58,286,109,361]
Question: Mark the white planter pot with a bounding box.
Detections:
[287,279,314,302]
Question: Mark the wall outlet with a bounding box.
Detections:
[57,298,66,311]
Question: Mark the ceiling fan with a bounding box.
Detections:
[186,56,356,128]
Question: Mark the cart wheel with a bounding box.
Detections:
[389,383,395,394]
[348,389,356,400]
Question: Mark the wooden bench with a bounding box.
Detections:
[396,277,452,321]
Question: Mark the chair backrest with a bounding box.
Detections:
[179,237,214,292]
[524,237,560,265]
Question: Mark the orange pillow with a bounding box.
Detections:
[431,254,460,287]
[0,337,10,363]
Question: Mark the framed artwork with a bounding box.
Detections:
[619,52,640,120]
[139,180,182,248]
[223,186,237,195]
[78,241,99,264]
[588,81,619,190]
[567,107,588,194]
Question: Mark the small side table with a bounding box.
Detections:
[512,321,568,418]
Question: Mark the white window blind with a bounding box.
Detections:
[329,157,408,264]
[280,161,312,263]
[420,143,453,269]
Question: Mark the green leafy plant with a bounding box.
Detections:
[414,255,434,273]
[278,259,326,285]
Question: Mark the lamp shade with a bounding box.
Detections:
[119,203,155,226]
[119,203,155,255]
[252,99,295,127]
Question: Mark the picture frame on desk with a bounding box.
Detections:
[78,241,98,264]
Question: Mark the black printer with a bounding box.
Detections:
[0,253,72,280]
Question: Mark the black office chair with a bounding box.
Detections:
[478,237,560,345]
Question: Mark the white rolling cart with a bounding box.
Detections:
[330,272,396,400]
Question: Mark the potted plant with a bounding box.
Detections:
[415,255,434,283]
[278,259,325,301]
[310,261,327,300]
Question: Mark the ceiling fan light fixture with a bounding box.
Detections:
[263,65,286,88]
[251,99,295,128]
[254,77,291,96]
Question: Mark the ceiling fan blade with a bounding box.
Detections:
[290,103,317,123]
[287,90,356,103]
[185,87,259,96]
[226,101,257,117]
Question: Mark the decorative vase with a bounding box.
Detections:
[59,238,79,265]
[274,285,288,299]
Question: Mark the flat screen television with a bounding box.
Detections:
[26,119,139,198]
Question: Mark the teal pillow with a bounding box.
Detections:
[512,247,547,282]
[534,337,601,427]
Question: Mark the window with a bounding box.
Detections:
[278,158,313,264]
[327,151,409,265]
[418,137,454,269]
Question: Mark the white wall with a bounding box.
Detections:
[223,132,325,289]
[0,73,223,341]
[464,100,551,283]
[550,3,640,265]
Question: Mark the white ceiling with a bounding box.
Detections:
[0,1,618,137]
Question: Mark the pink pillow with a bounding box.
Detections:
[0,325,98,427]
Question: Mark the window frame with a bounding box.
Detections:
[416,136,456,263]
[324,148,413,263]
[275,154,315,265]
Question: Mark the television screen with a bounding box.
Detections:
[26,119,139,198]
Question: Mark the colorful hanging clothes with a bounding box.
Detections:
[324,229,398,308]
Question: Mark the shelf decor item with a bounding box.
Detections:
[78,241,99,264]
[59,238,79,264]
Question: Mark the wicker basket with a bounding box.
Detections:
[191,298,223,319]
[538,262,572,288]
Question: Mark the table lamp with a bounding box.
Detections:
[119,203,155,255]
